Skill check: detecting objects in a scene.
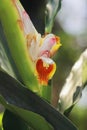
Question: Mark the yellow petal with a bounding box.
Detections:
[50,36,62,57]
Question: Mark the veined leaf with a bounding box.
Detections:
[0,70,77,130]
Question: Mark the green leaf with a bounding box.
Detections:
[3,110,30,130]
[0,70,77,130]
[2,106,52,130]
[45,0,62,33]
[0,22,21,80]
[0,112,3,130]
[0,23,15,77]
[0,94,53,130]
[0,0,39,92]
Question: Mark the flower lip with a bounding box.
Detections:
[36,57,56,85]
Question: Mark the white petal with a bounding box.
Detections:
[16,0,38,35]
[39,34,56,57]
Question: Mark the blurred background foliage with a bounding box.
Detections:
[0,0,87,130]
[53,1,87,130]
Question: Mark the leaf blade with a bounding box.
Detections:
[0,71,77,130]
[0,0,39,92]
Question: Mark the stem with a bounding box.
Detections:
[41,80,53,103]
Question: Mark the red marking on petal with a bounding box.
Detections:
[51,37,56,42]
[23,10,29,18]
[50,36,60,45]
[36,58,56,85]
[50,37,56,46]
[40,50,50,57]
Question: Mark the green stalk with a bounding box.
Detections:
[41,85,52,103]
[0,0,39,93]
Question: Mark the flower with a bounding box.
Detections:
[16,0,61,85]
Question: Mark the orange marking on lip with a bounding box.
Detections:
[36,58,56,85]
